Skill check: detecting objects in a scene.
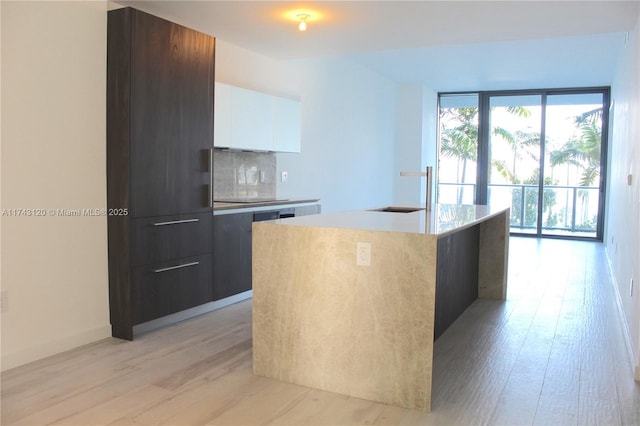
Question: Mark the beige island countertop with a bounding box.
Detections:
[267,203,508,236]
[252,204,510,412]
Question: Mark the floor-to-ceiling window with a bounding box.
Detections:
[438,93,480,204]
[438,88,609,241]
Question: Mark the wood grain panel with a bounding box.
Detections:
[106,7,133,340]
[131,212,212,266]
[434,225,480,340]
[129,9,215,218]
[132,254,213,325]
[213,212,253,300]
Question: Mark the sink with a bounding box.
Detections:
[370,206,425,213]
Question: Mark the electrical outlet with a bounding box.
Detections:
[281,171,288,183]
[356,242,371,266]
[631,278,634,297]
[1,291,7,313]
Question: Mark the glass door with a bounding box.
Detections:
[542,93,605,238]
[438,88,608,240]
[487,95,542,235]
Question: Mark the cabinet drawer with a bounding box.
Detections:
[132,254,213,325]
[131,212,212,266]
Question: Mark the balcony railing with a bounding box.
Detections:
[438,182,599,235]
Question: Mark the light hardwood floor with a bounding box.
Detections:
[2,237,639,425]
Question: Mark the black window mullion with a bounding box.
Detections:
[537,93,548,237]
[476,92,490,205]
[596,89,610,240]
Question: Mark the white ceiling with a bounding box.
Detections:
[116,1,639,89]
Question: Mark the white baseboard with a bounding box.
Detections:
[605,249,639,381]
[1,324,112,372]
[1,292,253,372]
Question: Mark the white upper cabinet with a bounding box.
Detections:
[214,82,301,153]
[231,86,274,151]
[214,82,232,148]
[273,97,302,153]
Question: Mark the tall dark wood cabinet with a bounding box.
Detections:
[107,7,216,340]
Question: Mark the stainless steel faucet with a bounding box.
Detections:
[400,166,433,212]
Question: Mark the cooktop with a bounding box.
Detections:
[214,198,289,204]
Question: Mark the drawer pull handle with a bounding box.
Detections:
[208,148,214,208]
[153,218,199,227]
[153,261,200,273]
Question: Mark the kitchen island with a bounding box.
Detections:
[252,204,509,412]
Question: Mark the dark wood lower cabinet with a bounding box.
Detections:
[434,225,480,340]
[213,213,253,300]
[132,254,213,325]
[131,212,213,266]
[109,212,214,339]
[110,205,318,339]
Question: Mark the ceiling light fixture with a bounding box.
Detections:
[296,13,310,31]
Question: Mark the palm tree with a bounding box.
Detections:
[550,108,602,187]
[441,106,538,182]
[440,108,478,203]
[492,128,540,182]
[440,106,537,203]
[549,108,602,227]
[550,122,601,186]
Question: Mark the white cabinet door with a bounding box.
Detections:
[273,97,301,153]
[231,87,273,151]
[214,82,232,148]
[214,83,301,152]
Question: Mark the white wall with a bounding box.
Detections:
[1,1,110,371]
[215,39,301,99]
[390,85,438,207]
[393,84,423,205]
[422,88,438,205]
[216,40,398,213]
[606,10,640,380]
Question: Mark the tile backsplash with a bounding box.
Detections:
[213,150,276,200]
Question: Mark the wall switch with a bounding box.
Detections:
[1,291,7,313]
[281,171,288,183]
[356,242,371,266]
